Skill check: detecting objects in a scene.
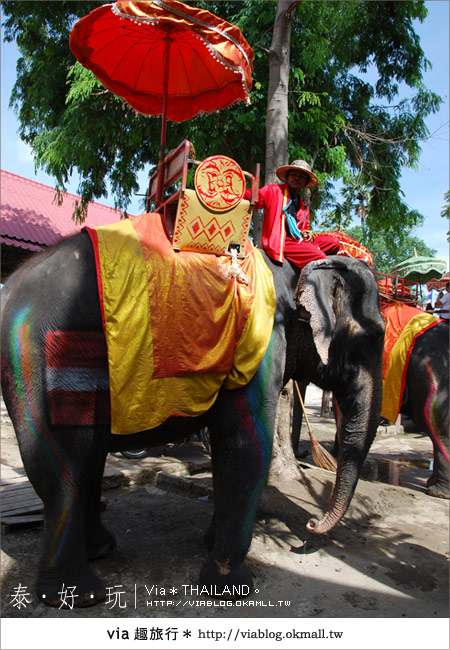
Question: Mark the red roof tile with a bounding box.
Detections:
[1,170,133,250]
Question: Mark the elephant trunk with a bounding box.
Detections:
[307,368,380,534]
[306,457,361,533]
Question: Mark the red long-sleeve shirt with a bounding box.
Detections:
[248,183,310,263]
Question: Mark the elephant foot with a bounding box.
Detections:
[86,525,117,560]
[198,557,254,599]
[37,565,106,608]
[426,481,449,500]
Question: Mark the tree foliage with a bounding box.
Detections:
[2,0,442,240]
[344,225,437,274]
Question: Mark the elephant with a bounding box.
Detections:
[0,227,385,608]
[394,317,449,498]
[297,303,449,499]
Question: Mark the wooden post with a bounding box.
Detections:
[320,390,332,418]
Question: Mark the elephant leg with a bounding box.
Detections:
[203,468,218,552]
[1,325,105,605]
[83,435,116,561]
[404,334,449,499]
[38,488,106,607]
[199,382,275,595]
[15,421,108,607]
[426,389,449,499]
[291,380,307,456]
[405,380,449,499]
[426,436,449,499]
[406,405,450,499]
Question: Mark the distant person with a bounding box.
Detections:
[434,281,449,323]
[249,159,340,267]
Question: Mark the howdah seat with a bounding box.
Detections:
[146,140,259,258]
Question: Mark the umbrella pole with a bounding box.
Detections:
[156,35,172,207]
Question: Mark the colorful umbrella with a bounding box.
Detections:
[69,1,254,202]
[390,256,447,284]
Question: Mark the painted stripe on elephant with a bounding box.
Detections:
[46,367,109,391]
[45,331,110,426]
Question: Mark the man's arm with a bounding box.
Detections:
[244,184,272,210]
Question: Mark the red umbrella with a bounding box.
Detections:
[69,1,254,202]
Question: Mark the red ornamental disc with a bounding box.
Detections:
[194,155,245,212]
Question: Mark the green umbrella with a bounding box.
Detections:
[390,256,447,284]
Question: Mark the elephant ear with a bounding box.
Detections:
[294,258,348,365]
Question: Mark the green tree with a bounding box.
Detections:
[344,224,437,274]
[2,0,442,233]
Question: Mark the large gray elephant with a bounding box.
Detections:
[309,303,449,499]
[399,319,449,498]
[0,228,384,607]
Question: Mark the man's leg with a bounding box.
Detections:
[314,233,341,255]
[284,237,326,267]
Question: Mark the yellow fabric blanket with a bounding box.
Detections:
[86,213,276,434]
[381,301,440,422]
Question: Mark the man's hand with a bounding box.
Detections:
[301,230,315,243]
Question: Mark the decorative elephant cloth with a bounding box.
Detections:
[318,231,373,266]
[84,213,276,434]
[381,301,442,422]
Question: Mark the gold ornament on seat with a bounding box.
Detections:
[173,155,251,257]
[195,155,245,211]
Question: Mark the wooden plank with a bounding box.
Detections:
[2,514,43,525]
[1,496,43,510]
[0,460,108,533]
[1,501,44,521]
[2,495,43,511]
[1,476,34,486]
[1,482,37,494]
[1,465,44,521]
[2,514,44,534]
[1,498,41,511]
[1,473,28,483]
[1,471,28,483]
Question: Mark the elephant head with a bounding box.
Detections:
[291,256,385,534]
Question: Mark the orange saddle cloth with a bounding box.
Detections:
[86,213,276,434]
[380,301,441,422]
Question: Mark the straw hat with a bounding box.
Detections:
[276,159,318,187]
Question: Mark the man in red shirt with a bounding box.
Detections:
[252,159,340,267]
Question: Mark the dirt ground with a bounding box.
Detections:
[1,386,449,631]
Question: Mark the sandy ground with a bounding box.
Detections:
[1,386,448,644]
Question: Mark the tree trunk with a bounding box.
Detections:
[321,390,332,418]
[253,1,301,239]
[265,2,302,482]
[265,1,299,185]
[268,381,302,484]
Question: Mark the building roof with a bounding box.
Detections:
[1,170,133,251]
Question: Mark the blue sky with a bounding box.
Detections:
[1,1,449,269]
